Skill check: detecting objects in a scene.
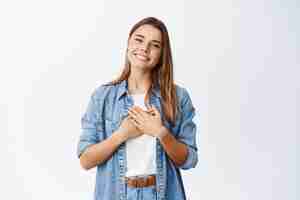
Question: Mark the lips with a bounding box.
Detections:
[133,53,150,61]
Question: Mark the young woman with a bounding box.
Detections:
[77,17,198,200]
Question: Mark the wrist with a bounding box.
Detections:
[156,126,168,140]
[114,129,128,144]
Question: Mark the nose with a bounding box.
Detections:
[140,42,150,53]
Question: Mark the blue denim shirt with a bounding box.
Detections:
[77,80,198,200]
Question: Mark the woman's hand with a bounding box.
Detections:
[117,116,143,140]
[128,105,166,138]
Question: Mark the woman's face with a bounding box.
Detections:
[127,24,162,71]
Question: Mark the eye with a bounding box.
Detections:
[153,44,161,49]
[134,38,143,43]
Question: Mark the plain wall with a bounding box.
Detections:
[0,0,298,199]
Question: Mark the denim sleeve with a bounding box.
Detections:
[176,89,199,170]
[77,90,102,158]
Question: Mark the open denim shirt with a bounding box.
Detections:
[77,80,198,200]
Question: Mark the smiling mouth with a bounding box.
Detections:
[133,53,150,61]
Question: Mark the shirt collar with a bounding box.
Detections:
[117,79,161,100]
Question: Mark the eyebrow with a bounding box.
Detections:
[134,34,162,44]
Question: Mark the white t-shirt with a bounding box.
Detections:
[125,93,157,177]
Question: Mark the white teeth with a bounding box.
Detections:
[135,54,149,61]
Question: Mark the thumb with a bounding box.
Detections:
[150,105,160,115]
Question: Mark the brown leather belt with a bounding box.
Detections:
[125,175,156,188]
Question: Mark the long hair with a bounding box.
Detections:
[106,17,178,125]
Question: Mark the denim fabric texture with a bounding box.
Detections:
[77,80,198,200]
[126,184,157,200]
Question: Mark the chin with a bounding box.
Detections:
[130,61,152,70]
[132,63,152,71]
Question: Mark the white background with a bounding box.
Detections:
[0,0,298,199]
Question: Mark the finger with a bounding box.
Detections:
[129,107,141,116]
[128,114,139,124]
[146,104,153,111]
[128,109,137,118]
[150,105,160,115]
[132,105,143,112]
[136,106,151,117]
[128,109,140,122]
[133,106,145,114]
[143,105,155,116]
[128,108,144,122]
[131,106,148,118]
[139,109,149,118]
[129,116,141,128]
[146,109,155,116]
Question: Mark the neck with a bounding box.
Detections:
[128,67,152,94]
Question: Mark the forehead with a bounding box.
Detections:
[132,24,162,41]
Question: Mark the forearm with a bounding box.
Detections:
[80,130,126,170]
[157,126,188,167]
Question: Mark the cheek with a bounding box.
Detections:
[128,44,137,51]
[152,51,161,62]
[129,39,141,49]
